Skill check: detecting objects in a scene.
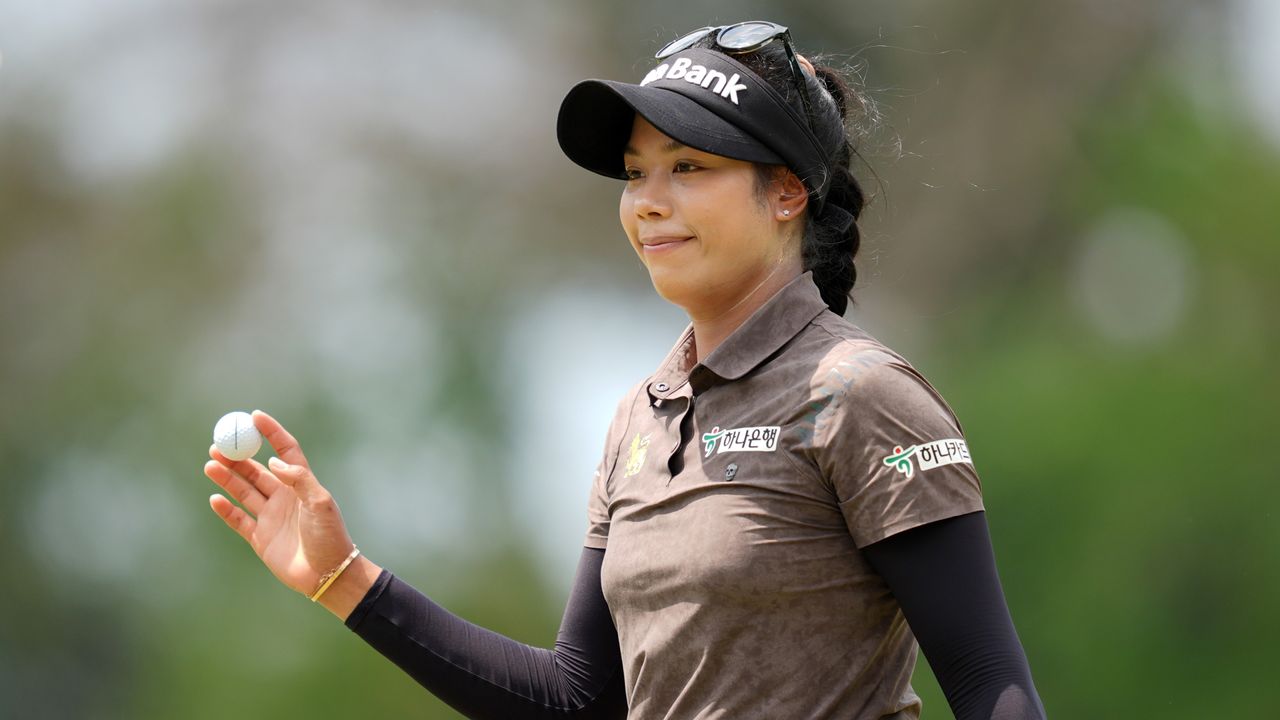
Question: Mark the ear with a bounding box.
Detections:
[795,53,817,77]
[771,168,809,222]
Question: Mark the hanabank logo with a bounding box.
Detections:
[701,425,780,458]
[641,57,749,104]
[882,438,972,478]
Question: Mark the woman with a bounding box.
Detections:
[204,21,1047,719]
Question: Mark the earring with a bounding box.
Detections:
[782,209,791,216]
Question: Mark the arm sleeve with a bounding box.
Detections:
[863,511,1047,720]
[808,351,986,547]
[343,546,626,719]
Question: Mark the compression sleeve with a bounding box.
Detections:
[863,511,1048,720]
[344,547,626,719]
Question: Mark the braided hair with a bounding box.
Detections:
[694,37,876,315]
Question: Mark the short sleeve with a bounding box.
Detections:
[584,382,642,549]
[809,352,985,548]
[584,455,611,550]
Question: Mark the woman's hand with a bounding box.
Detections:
[204,409,356,598]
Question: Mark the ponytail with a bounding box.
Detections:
[720,39,879,316]
[798,64,869,316]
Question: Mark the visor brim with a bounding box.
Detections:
[556,78,785,180]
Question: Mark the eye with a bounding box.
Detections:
[674,161,699,173]
[624,167,643,180]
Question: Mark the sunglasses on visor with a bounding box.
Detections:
[655,21,815,129]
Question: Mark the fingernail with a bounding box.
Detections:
[268,457,287,471]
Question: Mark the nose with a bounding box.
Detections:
[630,174,673,219]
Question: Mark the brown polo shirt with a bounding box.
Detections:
[584,270,985,719]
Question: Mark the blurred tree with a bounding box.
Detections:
[2,1,1277,718]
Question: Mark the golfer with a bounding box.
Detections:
[204,20,1047,719]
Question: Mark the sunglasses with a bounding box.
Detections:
[655,21,815,128]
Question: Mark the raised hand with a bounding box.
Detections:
[205,409,357,597]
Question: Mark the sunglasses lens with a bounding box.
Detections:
[718,21,784,50]
[656,26,715,58]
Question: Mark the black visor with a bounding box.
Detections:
[557,48,833,212]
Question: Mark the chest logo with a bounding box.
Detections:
[883,438,972,478]
[701,425,781,458]
[623,433,651,477]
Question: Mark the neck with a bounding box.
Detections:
[688,260,802,364]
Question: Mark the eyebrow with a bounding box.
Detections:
[623,139,688,158]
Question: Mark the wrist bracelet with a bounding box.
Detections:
[308,546,361,602]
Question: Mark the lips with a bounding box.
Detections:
[641,236,692,248]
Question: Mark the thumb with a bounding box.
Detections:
[268,456,327,506]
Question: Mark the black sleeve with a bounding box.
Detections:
[863,511,1047,720]
[344,546,627,719]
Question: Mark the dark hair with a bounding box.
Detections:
[694,37,876,316]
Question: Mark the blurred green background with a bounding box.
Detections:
[2,0,1277,717]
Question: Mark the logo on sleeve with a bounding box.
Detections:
[702,426,780,458]
[623,433,651,478]
[882,438,971,478]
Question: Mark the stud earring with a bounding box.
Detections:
[782,209,791,216]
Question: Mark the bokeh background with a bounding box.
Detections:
[2,0,1277,717]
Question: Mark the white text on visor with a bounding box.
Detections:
[640,57,749,105]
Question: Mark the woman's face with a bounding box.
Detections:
[619,114,799,314]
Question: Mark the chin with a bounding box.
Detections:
[645,265,704,310]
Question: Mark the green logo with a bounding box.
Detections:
[883,444,919,478]
[702,426,726,457]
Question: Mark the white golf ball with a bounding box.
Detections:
[213,411,262,461]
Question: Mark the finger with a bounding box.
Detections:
[251,409,310,469]
[209,445,283,497]
[209,493,258,547]
[204,460,267,516]
[267,456,332,511]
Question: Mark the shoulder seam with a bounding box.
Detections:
[808,318,902,368]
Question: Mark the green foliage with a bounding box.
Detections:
[906,74,1280,718]
[3,5,1278,719]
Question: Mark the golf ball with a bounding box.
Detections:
[213,411,262,461]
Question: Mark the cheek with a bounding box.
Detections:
[618,194,637,241]
[697,192,769,251]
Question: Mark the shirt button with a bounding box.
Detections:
[655,382,670,392]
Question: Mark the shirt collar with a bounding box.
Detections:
[646,271,830,404]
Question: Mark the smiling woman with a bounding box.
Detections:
[205,19,1046,720]
[619,116,802,327]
